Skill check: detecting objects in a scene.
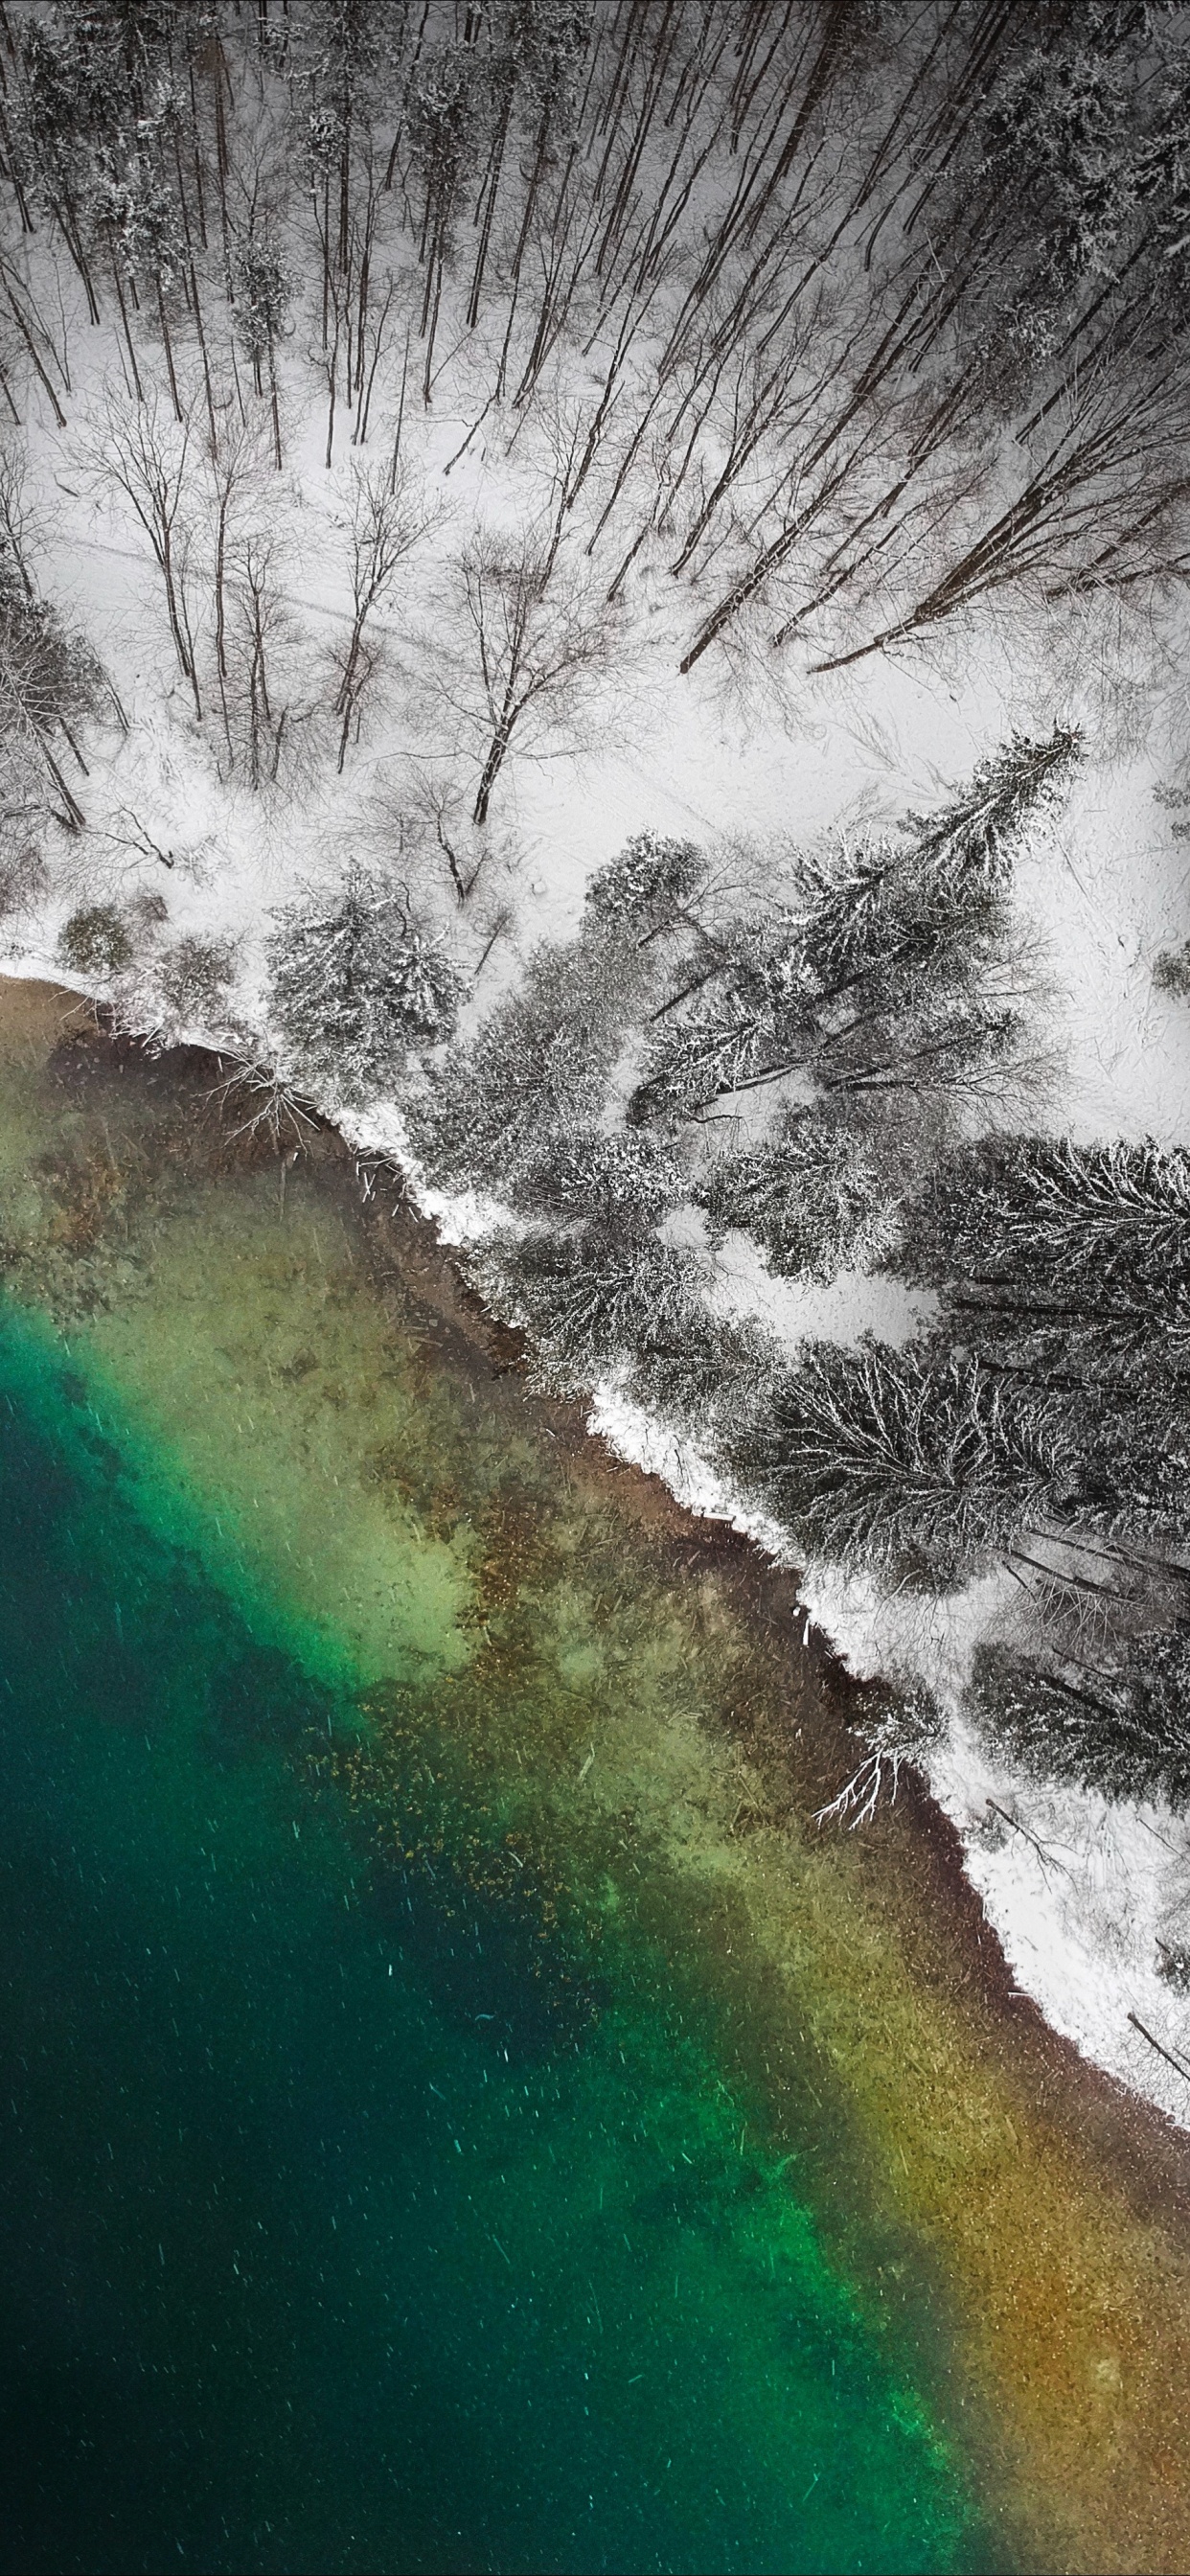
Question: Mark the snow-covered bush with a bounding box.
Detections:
[1155,943,1190,999]
[267,869,464,1101]
[157,934,236,1025]
[697,1111,899,1282]
[58,904,133,977]
[584,830,706,937]
[0,836,46,920]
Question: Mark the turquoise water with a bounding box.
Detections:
[0,1303,976,2574]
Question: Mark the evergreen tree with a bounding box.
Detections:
[408,925,652,1195]
[513,1124,682,1231]
[971,1626,1190,1809]
[267,869,464,1100]
[470,1207,775,1438]
[894,1134,1190,1392]
[629,728,1078,1129]
[904,724,1084,881]
[756,1338,1068,1585]
[235,236,293,466]
[697,1110,898,1283]
[983,29,1138,298]
[469,1221,705,1396]
[584,829,706,939]
[0,540,106,834]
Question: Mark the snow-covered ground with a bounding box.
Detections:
[7,213,1190,2133]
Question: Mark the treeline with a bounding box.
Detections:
[401,723,1075,1380]
[0,450,109,900]
[305,713,1186,1817]
[2,0,1190,703]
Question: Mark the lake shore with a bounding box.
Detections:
[8,975,1190,2567]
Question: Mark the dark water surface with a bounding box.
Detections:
[8,984,1190,2576]
[0,1306,968,2575]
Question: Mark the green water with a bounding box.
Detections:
[0,1299,977,2574]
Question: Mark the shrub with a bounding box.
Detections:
[158,933,235,1023]
[0,838,47,920]
[1155,942,1190,998]
[57,904,133,976]
[127,888,170,932]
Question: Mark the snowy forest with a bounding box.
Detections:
[6,0,1190,2074]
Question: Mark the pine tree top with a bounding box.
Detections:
[904,724,1084,887]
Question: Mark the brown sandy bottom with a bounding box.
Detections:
[2,975,1190,2573]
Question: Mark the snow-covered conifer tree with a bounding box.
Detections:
[267,869,464,1100]
[0,538,106,835]
[757,1339,1068,1585]
[697,1111,897,1283]
[409,925,652,1196]
[629,728,1077,1130]
[235,239,292,468]
[904,724,1083,882]
[895,1134,1190,1391]
[469,1222,705,1396]
[584,830,706,939]
[513,1125,682,1231]
[971,1627,1190,1809]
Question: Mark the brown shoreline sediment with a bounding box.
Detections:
[349,1100,1190,2191]
[280,1043,1190,2575]
[8,978,1190,2571]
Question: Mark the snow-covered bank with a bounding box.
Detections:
[10,737,1190,2140]
[800,1562,1190,2129]
[10,917,1190,2128]
[5,0,1190,2152]
[322,1068,1190,2136]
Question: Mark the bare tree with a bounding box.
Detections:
[201,401,271,755]
[811,356,1190,675]
[446,530,619,826]
[226,529,292,790]
[332,460,425,772]
[91,387,203,721]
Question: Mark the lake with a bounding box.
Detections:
[3,980,1190,2574]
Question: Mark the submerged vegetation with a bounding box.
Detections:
[14,977,1190,2576]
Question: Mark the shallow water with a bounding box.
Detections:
[0,1301,971,2575]
[4,983,1190,2574]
